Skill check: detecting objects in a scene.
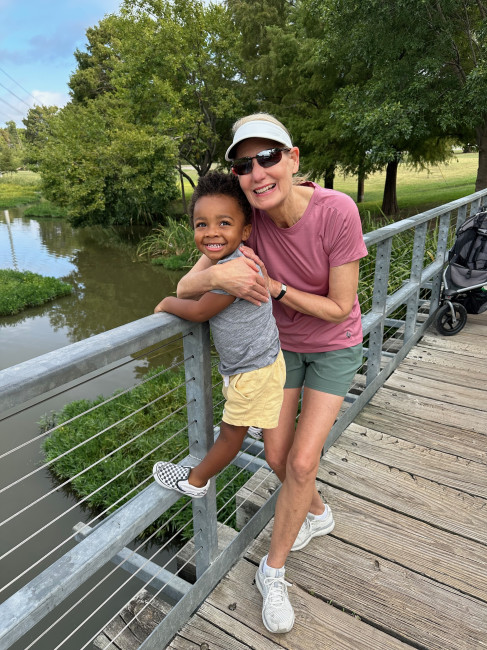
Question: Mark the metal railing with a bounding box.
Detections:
[0,188,486,650]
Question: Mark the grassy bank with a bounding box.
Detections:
[0,170,41,208]
[42,363,251,543]
[0,269,73,316]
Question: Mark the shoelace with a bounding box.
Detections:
[263,575,293,606]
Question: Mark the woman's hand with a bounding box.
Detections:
[239,245,281,298]
[214,251,269,305]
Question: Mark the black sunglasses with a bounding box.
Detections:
[231,147,291,176]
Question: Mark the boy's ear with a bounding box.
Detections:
[241,223,252,241]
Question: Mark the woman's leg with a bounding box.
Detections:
[264,387,326,516]
[266,387,344,568]
[189,422,248,487]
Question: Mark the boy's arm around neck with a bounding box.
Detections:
[154,292,235,323]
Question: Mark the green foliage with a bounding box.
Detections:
[24,200,68,218]
[39,96,179,227]
[42,364,251,541]
[0,269,73,316]
[137,217,200,269]
[22,105,60,169]
[0,121,25,172]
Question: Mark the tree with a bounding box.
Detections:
[309,0,487,215]
[68,1,244,186]
[22,105,59,168]
[39,96,179,227]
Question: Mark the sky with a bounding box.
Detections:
[0,0,122,128]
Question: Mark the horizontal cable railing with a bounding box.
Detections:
[0,188,486,650]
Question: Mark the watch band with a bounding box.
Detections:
[275,283,287,301]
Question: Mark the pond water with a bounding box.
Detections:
[0,207,186,649]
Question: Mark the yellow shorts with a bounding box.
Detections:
[221,350,286,429]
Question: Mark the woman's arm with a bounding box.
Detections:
[176,251,269,306]
[242,243,359,323]
[273,260,360,323]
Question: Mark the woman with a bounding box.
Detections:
[177,113,367,634]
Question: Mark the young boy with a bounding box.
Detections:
[152,172,285,497]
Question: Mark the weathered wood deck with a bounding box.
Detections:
[99,313,487,649]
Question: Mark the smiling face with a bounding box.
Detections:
[234,137,299,217]
[193,194,252,263]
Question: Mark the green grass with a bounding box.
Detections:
[334,152,478,218]
[0,170,42,208]
[0,269,73,316]
[42,363,251,543]
[24,200,68,218]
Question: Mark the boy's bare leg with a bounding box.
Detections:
[189,422,248,488]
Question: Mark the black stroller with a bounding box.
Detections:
[435,205,487,336]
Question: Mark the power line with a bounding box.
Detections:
[0,80,33,110]
[0,96,20,114]
[0,65,37,103]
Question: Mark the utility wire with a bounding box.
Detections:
[0,80,33,110]
[0,65,37,103]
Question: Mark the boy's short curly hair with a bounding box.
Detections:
[189,171,252,228]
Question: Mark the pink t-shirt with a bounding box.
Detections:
[247,183,368,352]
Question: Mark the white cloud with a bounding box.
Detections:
[31,90,69,108]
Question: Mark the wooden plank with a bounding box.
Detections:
[322,485,487,600]
[320,446,487,545]
[93,590,169,650]
[334,424,487,498]
[197,559,412,650]
[367,386,487,434]
[354,404,487,463]
[246,529,487,650]
[404,347,487,380]
[382,368,486,408]
[419,331,487,357]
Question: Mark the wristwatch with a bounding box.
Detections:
[275,283,287,301]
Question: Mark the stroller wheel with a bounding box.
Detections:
[435,302,468,336]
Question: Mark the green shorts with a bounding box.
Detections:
[282,344,363,397]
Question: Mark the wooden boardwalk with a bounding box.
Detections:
[100,313,487,649]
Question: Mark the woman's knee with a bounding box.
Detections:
[286,450,319,484]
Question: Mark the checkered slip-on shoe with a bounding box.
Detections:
[247,426,263,440]
[152,462,209,498]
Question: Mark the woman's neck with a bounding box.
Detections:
[266,184,314,228]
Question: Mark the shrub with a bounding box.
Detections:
[42,363,251,543]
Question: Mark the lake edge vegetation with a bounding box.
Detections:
[0,269,73,316]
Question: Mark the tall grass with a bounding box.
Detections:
[0,170,41,208]
[137,217,200,270]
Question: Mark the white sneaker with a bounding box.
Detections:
[255,557,295,633]
[152,462,209,498]
[290,504,335,551]
[247,426,263,440]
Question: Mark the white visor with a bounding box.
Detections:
[225,120,293,161]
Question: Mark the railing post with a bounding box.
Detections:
[455,204,467,231]
[404,222,427,342]
[183,323,219,578]
[430,212,451,314]
[366,238,392,386]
